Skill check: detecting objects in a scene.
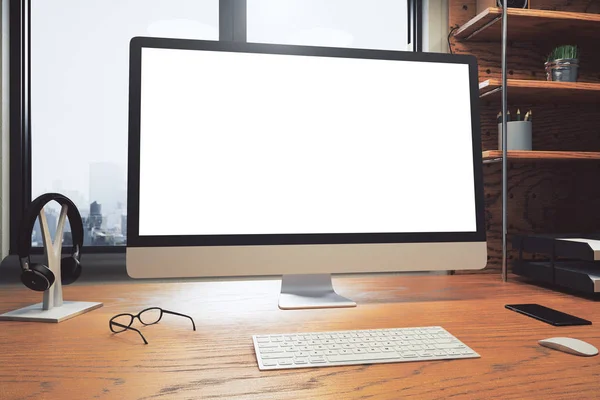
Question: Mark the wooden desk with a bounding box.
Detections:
[0,274,598,400]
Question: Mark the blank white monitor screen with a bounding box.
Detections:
[127,38,486,284]
[137,47,476,237]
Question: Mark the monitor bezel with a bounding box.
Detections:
[127,37,485,248]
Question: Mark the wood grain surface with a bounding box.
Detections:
[1,275,600,400]
[480,79,600,104]
[455,7,600,42]
[480,161,600,270]
[483,150,600,161]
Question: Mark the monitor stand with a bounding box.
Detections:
[278,274,356,310]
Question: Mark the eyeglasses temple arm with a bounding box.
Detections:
[110,321,149,344]
[162,310,196,331]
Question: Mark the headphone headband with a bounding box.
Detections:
[17,193,84,261]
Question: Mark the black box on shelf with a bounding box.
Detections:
[513,260,600,294]
[512,233,600,261]
[512,233,600,295]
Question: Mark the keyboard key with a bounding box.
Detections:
[309,357,327,363]
[258,343,279,348]
[436,343,464,350]
[262,352,288,359]
[260,348,282,354]
[401,352,418,358]
[262,360,277,367]
[328,352,400,363]
[294,357,309,364]
[278,358,294,366]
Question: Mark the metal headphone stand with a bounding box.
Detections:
[0,205,102,323]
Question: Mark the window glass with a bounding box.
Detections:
[247,0,409,51]
[31,0,219,246]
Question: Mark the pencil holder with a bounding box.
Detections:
[498,121,532,151]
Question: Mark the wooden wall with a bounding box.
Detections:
[449,0,600,272]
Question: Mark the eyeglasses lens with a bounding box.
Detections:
[139,308,162,325]
[111,315,133,332]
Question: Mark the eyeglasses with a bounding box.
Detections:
[109,307,196,344]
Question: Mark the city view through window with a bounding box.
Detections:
[30,0,219,246]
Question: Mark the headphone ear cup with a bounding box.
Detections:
[21,264,55,292]
[60,257,82,285]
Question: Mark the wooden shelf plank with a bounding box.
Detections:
[479,79,600,103]
[483,150,600,162]
[455,8,600,42]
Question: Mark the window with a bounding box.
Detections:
[29,0,219,246]
[247,0,409,50]
[9,0,422,252]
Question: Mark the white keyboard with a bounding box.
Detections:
[253,326,479,370]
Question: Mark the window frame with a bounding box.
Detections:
[8,0,423,256]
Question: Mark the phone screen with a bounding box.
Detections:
[505,304,592,326]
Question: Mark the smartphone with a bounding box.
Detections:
[505,304,592,326]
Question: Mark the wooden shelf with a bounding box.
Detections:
[479,79,600,103]
[455,8,600,42]
[483,150,600,162]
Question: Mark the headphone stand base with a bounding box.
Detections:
[0,300,103,323]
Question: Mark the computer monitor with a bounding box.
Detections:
[126,37,486,309]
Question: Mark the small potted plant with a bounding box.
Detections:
[545,45,579,82]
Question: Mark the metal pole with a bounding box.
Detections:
[501,0,509,282]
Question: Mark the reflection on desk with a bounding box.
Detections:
[0,274,598,399]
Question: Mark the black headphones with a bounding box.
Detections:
[17,193,84,291]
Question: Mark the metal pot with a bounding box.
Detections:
[545,58,579,82]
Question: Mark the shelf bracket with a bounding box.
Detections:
[462,16,502,41]
[479,86,503,99]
